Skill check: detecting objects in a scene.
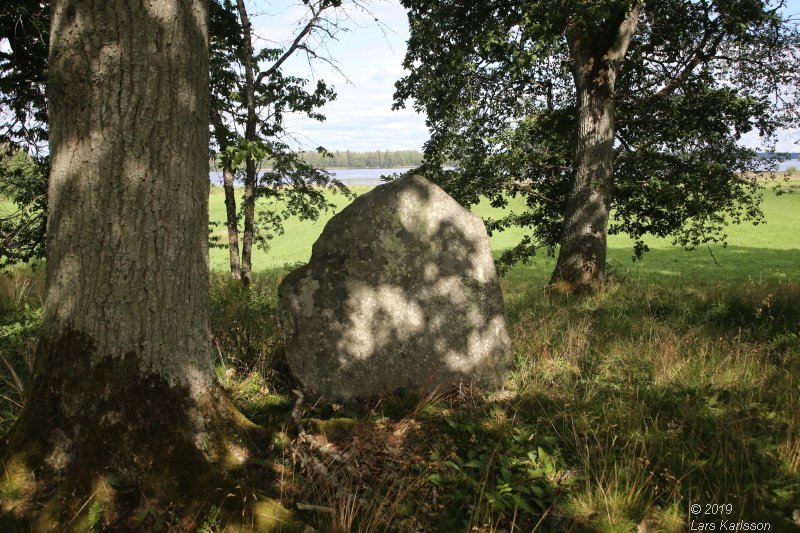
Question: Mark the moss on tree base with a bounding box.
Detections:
[0,329,282,530]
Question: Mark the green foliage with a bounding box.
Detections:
[395,0,800,266]
[0,0,49,150]
[294,149,425,169]
[0,1,49,269]
[421,409,562,529]
[198,505,222,533]
[82,501,103,532]
[209,270,284,374]
[0,268,41,436]
[135,507,169,531]
[209,0,354,263]
[0,151,47,269]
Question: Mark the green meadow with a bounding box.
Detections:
[2,177,799,530]
[193,179,800,530]
[209,178,800,284]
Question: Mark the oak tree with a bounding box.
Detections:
[2,0,242,526]
[395,0,800,291]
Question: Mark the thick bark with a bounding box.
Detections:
[1,0,241,525]
[551,4,640,292]
[551,82,616,291]
[237,0,257,288]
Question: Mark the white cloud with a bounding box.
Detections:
[246,0,800,155]
[246,0,428,151]
[740,128,800,153]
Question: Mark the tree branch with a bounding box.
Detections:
[609,2,641,65]
[255,7,322,86]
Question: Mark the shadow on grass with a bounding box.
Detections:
[605,245,800,283]
[208,248,800,530]
[501,268,800,530]
[515,376,796,530]
[3,257,796,530]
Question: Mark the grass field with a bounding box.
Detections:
[209,179,800,284]
[2,177,799,530]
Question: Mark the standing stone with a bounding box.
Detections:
[278,175,512,400]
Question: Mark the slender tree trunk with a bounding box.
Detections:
[1,0,240,524]
[551,4,640,292]
[237,0,257,288]
[241,164,256,287]
[210,107,243,280]
[223,166,242,280]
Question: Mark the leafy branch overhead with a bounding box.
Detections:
[209,0,373,286]
[395,0,800,289]
[0,0,49,267]
[0,0,377,273]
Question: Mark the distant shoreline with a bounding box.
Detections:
[209,166,416,172]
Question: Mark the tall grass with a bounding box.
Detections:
[203,267,800,531]
[1,181,798,530]
[2,269,798,530]
[0,268,42,436]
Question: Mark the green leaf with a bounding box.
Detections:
[464,459,484,469]
[426,473,443,485]
[443,460,461,471]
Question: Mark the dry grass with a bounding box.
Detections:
[2,265,798,531]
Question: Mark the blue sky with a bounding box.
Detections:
[250,0,425,151]
[253,0,799,152]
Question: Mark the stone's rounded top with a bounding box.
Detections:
[278,174,512,401]
[310,174,496,285]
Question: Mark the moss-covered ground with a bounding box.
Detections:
[1,177,798,530]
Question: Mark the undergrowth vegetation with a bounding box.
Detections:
[211,269,800,532]
[2,264,799,530]
[2,184,799,529]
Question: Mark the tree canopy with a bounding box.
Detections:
[0,0,368,273]
[0,0,49,268]
[395,0,800,285]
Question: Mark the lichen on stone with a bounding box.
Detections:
[278,175,512,400]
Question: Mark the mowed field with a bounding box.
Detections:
[209,177,800,284]
[2,177,799,530]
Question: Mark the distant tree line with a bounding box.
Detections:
[296,149,424,169]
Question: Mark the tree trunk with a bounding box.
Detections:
[237,0,257,289]
[1,0,241,525]
[241,163,256,288]
[551,4,640,292]
[550,70,616,291]
[210,106,243,281]
[223,166,242,280]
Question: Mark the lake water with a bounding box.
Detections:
[329,167,412,186]
[209,167,412,186]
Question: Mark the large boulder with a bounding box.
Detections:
[278,175,512,400]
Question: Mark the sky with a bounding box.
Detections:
[251,0,800,154]
[249,0,427,151]
[1,1,794,153]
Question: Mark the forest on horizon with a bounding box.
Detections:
[212,149,426,170]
